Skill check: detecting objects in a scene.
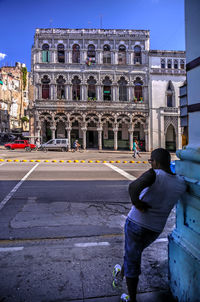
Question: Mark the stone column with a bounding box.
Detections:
[36,126,41,144]
[97,128,102,150]
[113,128,118,150]
[50,126,56,139]
[159,109,165,148]
[66,127,71,150]
[65,85,68,100]
[81,128,87,150]
[68,85,72,101]
[129,129,133,151]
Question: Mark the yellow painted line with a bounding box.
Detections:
[7,159,12,162]
[14,159,20,162]
[109,161,115,163]
[22,160,27,162]
[137,161,141,164]
[52,160,57,163]
[95,160,100,163]
[0,159,4,162]
[67,160,72,163]
[130,161,135,163]
[123,161,127,163]
[80,160,85,163]
[44,160,49,162]
[102,161,107,163]
[59,160,64,163]
[88,160,93,163]
[143,161,148,164]
[35,160,41,162]
[74,160,79,163]
[116,160,120,163]
[29,160,35,162]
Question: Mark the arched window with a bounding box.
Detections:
[72,44,80,63]
[87,76,96,100]
[56,76,66,99]
[161,59,165,69]
[42,76,50,99]
[42,44,50,63]
[87,44,96,63]
[174,59,178,69]
[57,44,65,63]
[180,59,185,69]
[166,81,174,107]
[134,77,143,102]
[118,77,127,101]
[103,77,112,101]
[118,45,126,65]
[103,45,111,64]
[167,59,172,69]
[134,45,141,64]
[72,76,81,100]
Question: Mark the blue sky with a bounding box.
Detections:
[0,0,185,71]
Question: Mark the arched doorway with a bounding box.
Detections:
[133,122,145,151]
[56,121,66,138]
[165,124,176,151]
[41,120,52,142]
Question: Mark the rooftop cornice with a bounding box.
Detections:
[35,28,150,36]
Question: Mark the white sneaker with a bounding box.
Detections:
[112,264,123,289]
[120,293,130,302]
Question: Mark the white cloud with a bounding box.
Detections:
[0,53,7,61]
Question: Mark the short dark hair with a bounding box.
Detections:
[151,148,171,168]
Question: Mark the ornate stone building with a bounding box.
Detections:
[30,28,186,151]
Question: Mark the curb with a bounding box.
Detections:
[0,159,149,164]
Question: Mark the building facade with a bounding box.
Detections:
[30,28,186,151]
[0,62,29,135]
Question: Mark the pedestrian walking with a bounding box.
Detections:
[113,148,187,302]
[132,139,141,158]
[35,138,40,150]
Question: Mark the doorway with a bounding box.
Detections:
[87,131,98,148]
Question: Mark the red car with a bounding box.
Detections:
[4,140,36,151]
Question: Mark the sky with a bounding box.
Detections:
[0,0,185,71]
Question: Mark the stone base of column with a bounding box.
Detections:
[169,231,200,301]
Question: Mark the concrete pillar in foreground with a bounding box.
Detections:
[169,1,200,300]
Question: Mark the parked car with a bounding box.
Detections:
[40,139,69,152]
[4,140,36,151]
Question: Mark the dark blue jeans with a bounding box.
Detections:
[124,218,160,278]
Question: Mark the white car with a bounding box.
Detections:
[40,139,69,152]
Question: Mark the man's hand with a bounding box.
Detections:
[134,201,152,213]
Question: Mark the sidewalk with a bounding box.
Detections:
[67,290,175,302]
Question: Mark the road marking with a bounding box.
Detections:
[0,163,4,166]
[0,163,40,211]
[0,247,24,252]
[104,163,136,181]
[74,242,110,248]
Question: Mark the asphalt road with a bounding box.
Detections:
[0,151,176,302]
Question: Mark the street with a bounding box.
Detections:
[0,150,176,302]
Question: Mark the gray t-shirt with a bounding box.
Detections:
[128,169,186,232]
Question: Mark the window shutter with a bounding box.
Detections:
[42,51,46,62]
[47,51,50,62]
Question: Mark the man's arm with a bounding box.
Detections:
[129,168,156,212]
